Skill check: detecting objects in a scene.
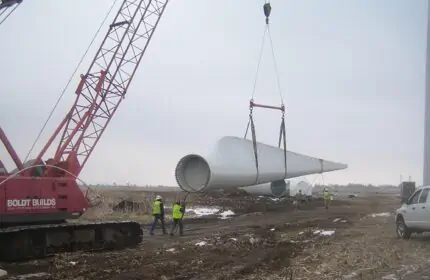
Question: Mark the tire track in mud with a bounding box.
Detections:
[122,201,391,280]
[86,210,361,279]
[114,213,356,280]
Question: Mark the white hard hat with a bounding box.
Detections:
[155,195,162,200]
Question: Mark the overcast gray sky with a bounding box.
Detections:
[0,0,427,186]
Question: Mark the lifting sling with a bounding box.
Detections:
[244,1,287,184]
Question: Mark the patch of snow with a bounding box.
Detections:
[298,231,304,235]
[69,261,77,265]
[186,207,220,217]
[219,210,235,219]
[320,230,335,236]
[230,238,238,241]
[195,241,207,246]
[381,274,398,280]
[166,248,175,252]
[270,228,275,231]
[12,272,50,279]
[291,239,312,244]
[270,198,280,202]
[370,212,391,218]
[333,218,341,223]
[313,229,335,236]
[340,220,347,223]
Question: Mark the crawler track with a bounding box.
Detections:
[0,220,143,261]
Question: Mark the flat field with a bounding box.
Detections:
[3,186,429,280]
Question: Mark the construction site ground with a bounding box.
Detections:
[2,188,430,280]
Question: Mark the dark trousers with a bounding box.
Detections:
[150,214,166,235]
[324,199,330,209]
[170,218,183,235]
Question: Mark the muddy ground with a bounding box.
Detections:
[2,189,430,280]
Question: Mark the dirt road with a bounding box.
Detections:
[2,193,416,280]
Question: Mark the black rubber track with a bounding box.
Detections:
[0,220,143,261]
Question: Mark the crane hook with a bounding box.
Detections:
[263,2,271,25]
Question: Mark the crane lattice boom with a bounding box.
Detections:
[37,0,168,176]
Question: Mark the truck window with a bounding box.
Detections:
[419,188,430,204]
[409,189,422,205]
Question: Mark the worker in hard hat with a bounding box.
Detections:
[150,195,167,235]
[170,200,185,236]
[323,188,331,210]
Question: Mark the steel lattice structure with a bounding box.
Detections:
[36,0,169,176]
[0,0,23,25]
[0,0,169,261]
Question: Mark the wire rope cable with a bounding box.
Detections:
[267,25,284,104]
[250,0,284,104]
[251,27,268,100]
[23,0,119,163]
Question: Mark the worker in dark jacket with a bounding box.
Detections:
[150,195,166,235]
[170,200,185,236]
[295,189,303,210]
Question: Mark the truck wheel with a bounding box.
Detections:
[396,217,411,239]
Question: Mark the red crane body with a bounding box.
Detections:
[0,0,169,261]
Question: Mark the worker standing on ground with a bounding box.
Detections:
[170,200,185,236]
[295,189,303,210]
[323,188,331,210]
[150,195,167,235]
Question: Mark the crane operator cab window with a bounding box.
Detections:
[0,160,7,176]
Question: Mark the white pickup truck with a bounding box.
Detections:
[395,186,430,239]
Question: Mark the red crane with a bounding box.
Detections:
[0,0,23,25]
[0,0,169,261]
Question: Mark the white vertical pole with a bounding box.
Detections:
[423,0,430,186]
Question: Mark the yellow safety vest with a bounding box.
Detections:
[172,203,183,219]
[323,191,330,200]
[153,200,161,215]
